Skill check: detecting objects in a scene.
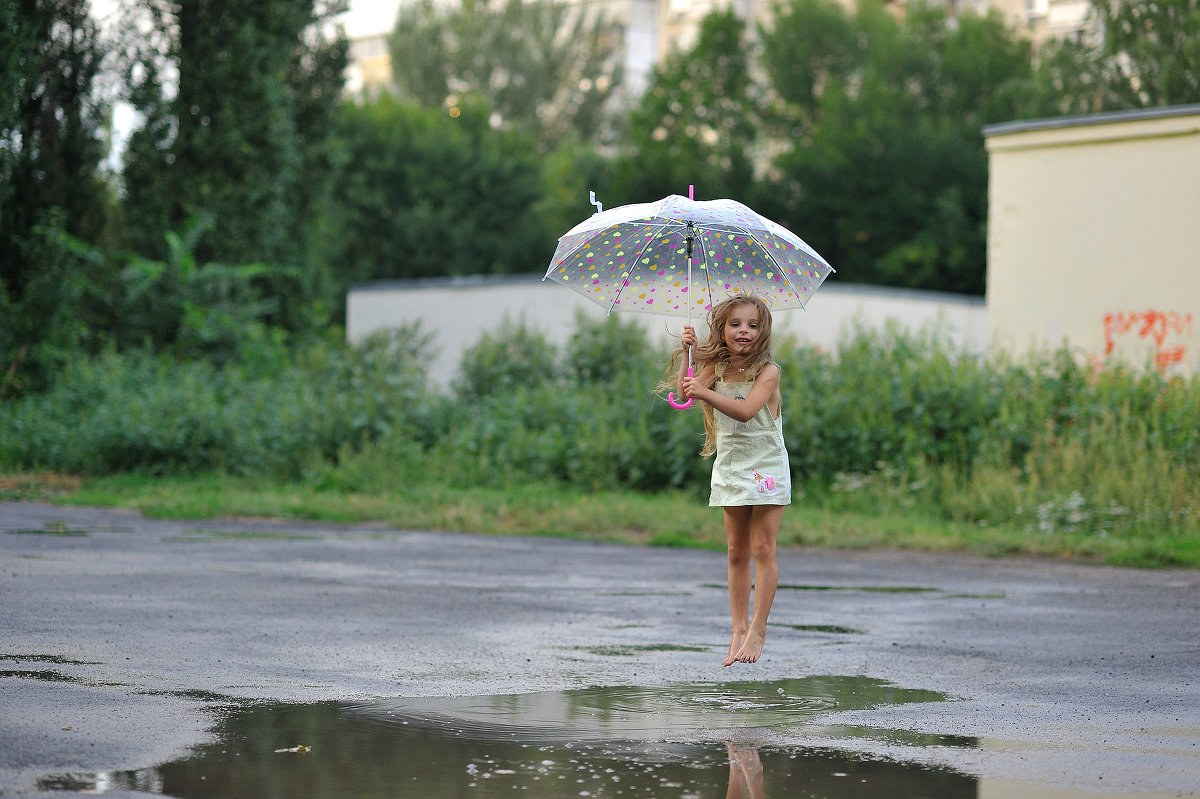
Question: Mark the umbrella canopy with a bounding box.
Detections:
[542,194,834,316]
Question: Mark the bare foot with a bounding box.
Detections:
[724,633,747,667]
[731,629,765,664]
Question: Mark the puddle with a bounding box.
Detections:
[35,677,983,797]
[3,521,89,536]
[0,669,126,688]
[0,654,100,665]
[163,530,320,543]
[770,623,864,635]
[0,669,81,683]
[594,592,694,597]
[578,643,712,657]
[777,584,941,594]
[702,583,945,594]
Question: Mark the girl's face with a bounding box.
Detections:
[722,302,762,356]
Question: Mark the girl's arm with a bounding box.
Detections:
[683,363,780,423]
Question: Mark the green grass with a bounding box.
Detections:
[6,470,1196,569]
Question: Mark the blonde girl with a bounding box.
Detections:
[671,294,790,666]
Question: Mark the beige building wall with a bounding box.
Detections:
[984,104,1200,376]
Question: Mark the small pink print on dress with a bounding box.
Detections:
[752,471,776,493]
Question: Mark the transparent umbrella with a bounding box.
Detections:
[543,188,834,407]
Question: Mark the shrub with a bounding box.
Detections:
[3,313,1196,542]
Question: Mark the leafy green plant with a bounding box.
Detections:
[454,316,562,400]
[3,315,1197,555]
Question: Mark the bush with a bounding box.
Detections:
[3,314,1196,542]
[0,327,436,479]
[788,327,1200,539]
[454,316,561,400]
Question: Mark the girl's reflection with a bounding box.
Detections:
[725,740,766,799]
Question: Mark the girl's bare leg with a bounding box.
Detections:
[726,505,783,665]
[723,507,753,667]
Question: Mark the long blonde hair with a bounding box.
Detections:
[660,294,777,457]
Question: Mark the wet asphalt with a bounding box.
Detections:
[1,500,1198,797]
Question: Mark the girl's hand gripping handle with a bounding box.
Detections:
[668,366,695,409]
[670,332,696,409]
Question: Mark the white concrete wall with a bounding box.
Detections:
[347,275,987,386]
[985,105,1200,377]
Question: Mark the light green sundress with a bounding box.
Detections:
[708,379,792,508]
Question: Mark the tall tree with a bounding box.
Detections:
[389,0,625,149]
[612,9,759,204]
[1,0,111,394]
[119,0,348,280]
[1,0,109,301]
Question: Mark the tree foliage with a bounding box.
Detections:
[6,0,1200,404]
[1,0,112,394]
[1093,0,1200,107]
[388,0,625,149]
[756,0,1037,294]
[328,94,550,285]
[118,0,348,275]
[1,0,110,299]
[613,9,758,204]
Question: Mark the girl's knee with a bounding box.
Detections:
[727,542,752,567]
[751,542,777,563]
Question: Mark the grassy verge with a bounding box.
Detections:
[5,471,1195,569]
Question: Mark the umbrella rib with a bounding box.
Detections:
[694,228,715,313]
[753,236,815,310]
[604,219,680,315]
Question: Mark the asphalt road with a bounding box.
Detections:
[1,500,1198,797]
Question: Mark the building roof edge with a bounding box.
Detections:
[982,103,1200,138]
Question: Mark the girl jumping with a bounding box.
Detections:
[673,294,791,666]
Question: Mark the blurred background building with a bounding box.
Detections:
[344,0,1095,99]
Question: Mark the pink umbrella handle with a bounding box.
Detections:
[668,366,695,409]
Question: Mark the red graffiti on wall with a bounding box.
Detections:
[1102,310,1194,372]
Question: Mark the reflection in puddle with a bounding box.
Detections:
[37,677,985,797]
[354,676,948,740]
[47,719,976,797]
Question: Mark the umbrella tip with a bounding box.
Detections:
[589,190,603,215]
[688,184,694,200]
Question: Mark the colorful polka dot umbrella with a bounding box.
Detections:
[543,192,833,316]
[543,190,835,408]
